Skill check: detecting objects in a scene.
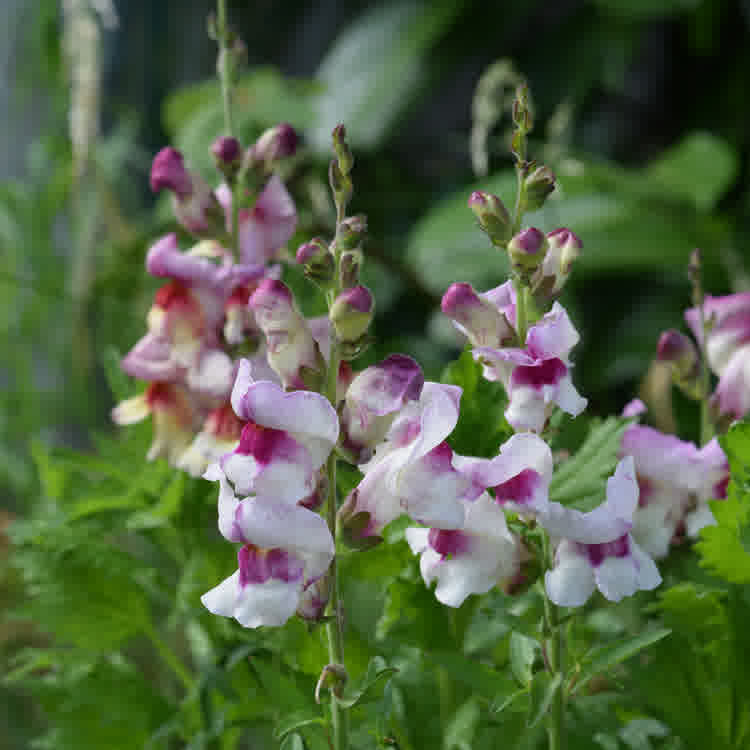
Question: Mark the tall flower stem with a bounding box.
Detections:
[514,279,529,345]
[690,250,715,447]
[144,623,195,692]
[216,0,234,138]
[541,532,566,750]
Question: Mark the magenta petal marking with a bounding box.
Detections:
[714,475,729,499]
[236,421,293,465]
[494,468,541,506]
[428,528,470,558]
[511,358,567,389]
[584,534,630,567]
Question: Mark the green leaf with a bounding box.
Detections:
[549,417,630,510]
[591,0,704,21]
[444,697,481,750]
[527,672,563,728]
[426,650,514,701]
[574,628,671,693]
[126,472,186,530]
[509,631,540,687]
[280,733,306,750]
[337,656,397,709]
[491,688,528,715]
[696,421,750,582]
[310,0,465,152]
[441,350,511,458]
[646,132,738,212]
[274,709,326,740]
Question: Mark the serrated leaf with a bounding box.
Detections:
[337,657,397,709]
[549,417,629,510]
[527,672,562,728]
[509,631,540,687]
[127,472,186,530]
[574,628,671,693]
[274,709,326,740]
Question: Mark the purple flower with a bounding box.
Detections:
[441,281,516,348]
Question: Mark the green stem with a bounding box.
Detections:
[216,0,234,137]
[514,279,528,345]
[144,623,195,692]
[541,533,565,750]
[324,237,348,750]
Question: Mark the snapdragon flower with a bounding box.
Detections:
[621,425,729,558]
[406,492,523,607]
[542,457,661,606]
[444,280,587,432]
[685,292,750,419]
[219,359,339,504]
[340,382,475,544]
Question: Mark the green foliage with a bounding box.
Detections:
[696,421,750,582]
[549,416,630,510]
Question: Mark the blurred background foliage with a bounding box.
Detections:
[2,0,750,746]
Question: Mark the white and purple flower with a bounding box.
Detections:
[406,492,523,607]
[542,457,661,607]
[685,292,750,419]
[340,382,475,543]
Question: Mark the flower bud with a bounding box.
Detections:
[523,165,555,211]
[337,214,367,251]
[468,191,512,246]
[150,147,224,237]
[332,124,354,175]
[657,329,702,398]
[441,282,516,348]
[296,237,334,283]
[329,159,353,208]
[532,228,582,298]
[507,227,547,275]
[339,248,363,289]
[247,123,298,168]
[297,576,330,622]
[211,135,242,178]
[330,286,374,343]
[338,490,382,550]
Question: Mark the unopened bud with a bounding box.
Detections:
[331,285,374,343]
[338,491,382,550]
[296,237,334,283]
[211,135,241,178]
[246,123,298,171]
[332,124,354,175]
[468,191,512,246]
[337,214,367,250]
[512,83,532,132]
[507,227,547,275]
[657,329,701,398]
[532,227,582,298]
[150,147,192,198]
[523,165,555,211]
[329,159,353,207]
[339,249,363,289]
[297,576,330,623]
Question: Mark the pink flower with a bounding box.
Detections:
[215,175,297,266]
[177,402,244,477]
[685,292,750,418]
[150,147,224,236]
[406,492,522,607]
[441,281,516,348]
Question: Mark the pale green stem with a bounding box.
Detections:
[217,0,234,137]
[144,623,195,692]
[541,532,565,750]
[324,209,349,750]
[514,279,528,345]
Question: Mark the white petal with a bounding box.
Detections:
[545,541,596,607]
[405,527,429,554]
[233,579,301,628]
[553,375,587,418]
[631,540,662,592]
[594,554,638,602]
[505,386,547,433]
[201,570,240,617]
